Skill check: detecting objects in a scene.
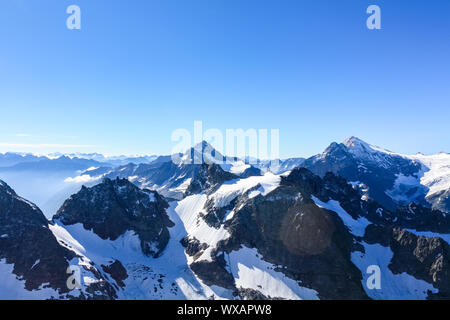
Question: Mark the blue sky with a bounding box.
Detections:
[0,0,449,158]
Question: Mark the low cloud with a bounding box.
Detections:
[64,175,101,184]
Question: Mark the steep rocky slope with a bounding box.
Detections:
[0,180,115,299]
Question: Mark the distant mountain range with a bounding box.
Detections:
[0,152,158,168]
[1,137,450,300]
[70,137,450,215]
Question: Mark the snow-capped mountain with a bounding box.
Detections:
[0,153,49,168]
[0,144,305,218]
[2,159,450,299]
[0,153,157,217]
[47,152,158,166]
[247,157,305,174]
[84,142,263,200]
[75,142,305,201]
[1,138,450,300]
[302,136,450,214]
[0,152,158,167]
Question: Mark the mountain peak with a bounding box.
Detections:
[343,136,369,149]
[180,140,226,165]
[185,162,237,195]
[343,136,396,159]
[194,140,214,149]
[54,177,173,256]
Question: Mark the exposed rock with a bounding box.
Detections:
[364,225,450,298]
[185,163,237,196]
[237,288,274,300]
[190,254,235,290]
[0,180,115,299]
[213,168,369,299]
[180,236,209,258]
[54,178,174,257]
[102,260,128,288]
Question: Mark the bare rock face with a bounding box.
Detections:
[101,260,128,288]
[0,180,116,299]
[185,163,237,196]
[54,178,174,257]
[280,202,336,256]
[190,258,235,290]
[0,180,73,292]
[364,225,450,298]
[180,168,371,299]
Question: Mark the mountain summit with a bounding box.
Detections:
[54,178,174,257]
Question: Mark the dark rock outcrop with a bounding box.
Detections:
[364,225,450,298]
[0,180,115,299]
[102,260,128,288]
[54,178,174,257]
[185,163,237,196]
[206,168,372,299]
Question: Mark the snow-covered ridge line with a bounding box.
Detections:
[342,137,450,208]
[0,151,158,162]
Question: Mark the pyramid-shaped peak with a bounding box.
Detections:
[192,140,217,151]
[343,136,370,148]
[180,140,226,165]
[342,136,394,159]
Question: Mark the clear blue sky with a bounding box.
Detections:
[0,0,449,158]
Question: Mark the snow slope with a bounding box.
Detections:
[0,260,60,300]
[311,195,437,299]
[50,216,233,300]
[174,194,230,262]
[407,153,450,199]
[344,137,450,210]
[352,243,437,300]
[226,246,319,300]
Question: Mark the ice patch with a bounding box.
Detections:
[351,243,437,300]
[0,259,59,300]
[312,196,370,237]
[211,172,280,209]
[227,247,319,300]
[174,194,230,262]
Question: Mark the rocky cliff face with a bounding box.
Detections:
[54,178,174,257]
[185,163,237,196]
[179,167,450,300]
[0,180,115,299]
[193,168,370,299]
[363,225,450,298]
